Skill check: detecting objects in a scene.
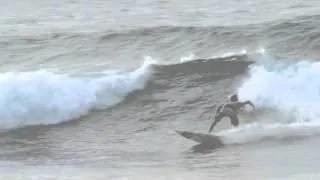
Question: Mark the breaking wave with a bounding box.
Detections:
[219,53,320,145]
[0,60,153,130]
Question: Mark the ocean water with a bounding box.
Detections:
[1,0,320,179]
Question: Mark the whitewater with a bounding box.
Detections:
[206,52,320,146]
[0,60,153,130]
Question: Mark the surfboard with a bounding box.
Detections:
[175,130,224,146]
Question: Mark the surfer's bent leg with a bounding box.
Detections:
[208,113,225,133]
[215,104,223,114]
[230,116,239,127]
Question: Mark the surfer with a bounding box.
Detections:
[208,94,255,133]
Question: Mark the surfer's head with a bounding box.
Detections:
[229,94,238,102]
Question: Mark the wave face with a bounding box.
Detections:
[131,52,320,147]
[3,50,320,147]
[0,60,152,130]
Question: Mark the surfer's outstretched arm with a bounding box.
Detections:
[243,100,255,109]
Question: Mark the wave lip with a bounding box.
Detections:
[0,60,153,130]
